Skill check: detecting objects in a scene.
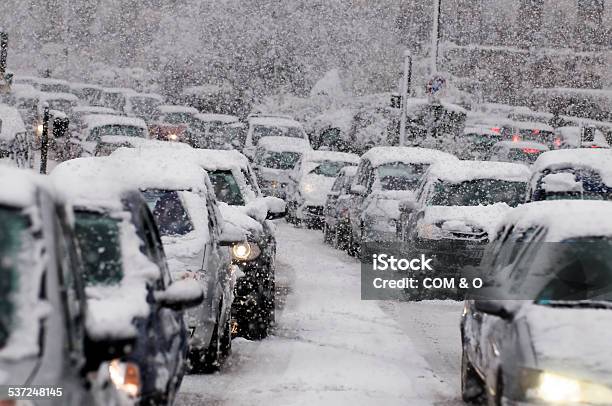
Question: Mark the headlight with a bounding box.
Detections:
[109,359,141,398]
[168,133,178,141]
[301,183,314,194]
[231,241,261,261]
[524,369,612,404]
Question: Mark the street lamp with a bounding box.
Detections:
[431,0,442,73]
[399,50,412,147]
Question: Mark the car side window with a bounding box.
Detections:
[140,205,171,288]
[355,160,369,187]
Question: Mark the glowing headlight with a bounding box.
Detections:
[231,241,261,261]
[168,133,178,141]
[527,370,612,404]
[301,183,314,194]
[109,359,141,398]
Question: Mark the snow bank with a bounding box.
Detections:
[541,173,582,192]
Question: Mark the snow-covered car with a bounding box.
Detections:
[0,166,135,405]
[500,120,555,147]
[71,106,122,130]
[347,147,457,255]
[148,105,199,142]
[488,140,549,164]
[69,114,150,157]
[126,92,164,123]
[253,136,312,199]
[323,165,358,249]
[188,113,244,150]
[111,146,286,340]
[454,126,503,160]
[106,151,237,372]
[462,200,612,406]
[244,114,308,159]
[0,103,30,168]
[98,87,137,113]
[69,82,104,106]
[527,149,612,202]
[13,75,71,93]
[286,150,359,228]
[552,126,610,149]
[51,158,204,403]
[400,160,530,279]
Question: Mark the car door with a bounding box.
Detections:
[325,174,345,224]
[349,159,372,239]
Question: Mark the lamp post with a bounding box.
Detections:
[40,105,50,174]
[431,0,442,73]
[399,50,412,146]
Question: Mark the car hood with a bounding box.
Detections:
[525,305,612,385]
[365,190,416,220]
[257,167,292,183]
[422,203,512,238]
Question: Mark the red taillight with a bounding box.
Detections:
[491,127,501,134]
[532,129,541,135]
[522,148,541,154]
[554,138,562,147]
[590,145,604,149]
[512,135,520,142]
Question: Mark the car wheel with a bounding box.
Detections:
[461,347,484,403]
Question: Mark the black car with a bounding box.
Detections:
[52,160,204,404]
[461,200,612,405]
[0,167,133,405]
[323,165,357,249]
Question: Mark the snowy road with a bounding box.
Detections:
[176,222,463,406]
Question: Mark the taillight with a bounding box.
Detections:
[512,135,520,142]
[491,127,501,134]
[554,138,562,147]
[522,148,540,154]
[532,129,541,135]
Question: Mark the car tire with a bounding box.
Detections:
[461,348,484,403]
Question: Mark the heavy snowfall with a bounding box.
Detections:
[0,1,612,406]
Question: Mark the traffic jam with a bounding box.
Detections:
[1,1,612,405]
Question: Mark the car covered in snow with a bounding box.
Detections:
[0,103,30,168]
[187,113,244,150]
[69,114,150,157]
[400,160,530,278]
[112,146,286,339]
[286,150,359,228]
[462,200,612,406]
[253,136,312,199]
[527,149,612,202]
[243,114,308,159]
[98,87,137,113]
[69,82,104,106]
[51,158,204,403]
[454,126,503,160]
[126,92,164,124]
[500,120,555,147]
[347,147,457,255]
[149,105,199,143]
[488,140,549,164]
[106,151,239,371]
[0,166,134,405]
[552,126,610,150]
[13,75,71,93]
[323,165,358,249]
[71,106,122,130]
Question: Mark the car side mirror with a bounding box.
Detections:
[154,279,204,311]
[350,184,367,196]
[399,200,417,213]
[474,300,513,320]
[264,196,286,219]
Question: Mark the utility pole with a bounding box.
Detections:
[40,105,50,174]
[399,50,412,147]
[431,0,442,73]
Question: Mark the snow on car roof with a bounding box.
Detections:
[249,115,303,128]
[257,136,312,152]
[72,106,119,115]
[493,140,549,150]
[501,200,612,241]
[102,87,137,95]
[158,105,199,114]
[303,150,359,164]
[532,149,612,186]
[82,114,148,130]
[14,76,69,86]
[38,91,79,102]
[428,160,531,183]
[69,82,102,91]
[0,104,27,141]
[362,146,458,167]
[405,98,468,115]
[0,166,47,207]
[194,113,239,123]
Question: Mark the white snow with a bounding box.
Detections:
[0,166,46,207]
[158,105,199,115]
[361,146,458,168]
[421,203,512,238]
[249,116,303,128]
[309,68,347,98]
[532,149,612,187]
[194,113,239,123]
[303,150,360,165]
[257,136,312,153]
[541,172,582,192]
[555,126,610,148]
[0,104,27,142]
[428,160,531,183]
[82,114,149,131]
[72,106,120,115]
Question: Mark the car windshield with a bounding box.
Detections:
[130,97,161,121]
[309,160,354,178]
[506,148,545,163]
[0,206,29,350]
[46,99,75,114]
[376,162,428,191]
[429,179,526,207]
[191,122,236,149]
[103,93,126,111]
[535,238,612,303]
[163,112,193,125]
[142,190,195,236]
[39,84,70,93]
[87,125,145,141]
[259,151,302,170]
[74,211,123,286]
[208,170,245,205]
[252,124,303,145]
[538,169,610,201]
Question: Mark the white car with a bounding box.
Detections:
[244,114,308,159]
[254,136,312,199]
[286,150,359,228]
[73,114,150,157]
